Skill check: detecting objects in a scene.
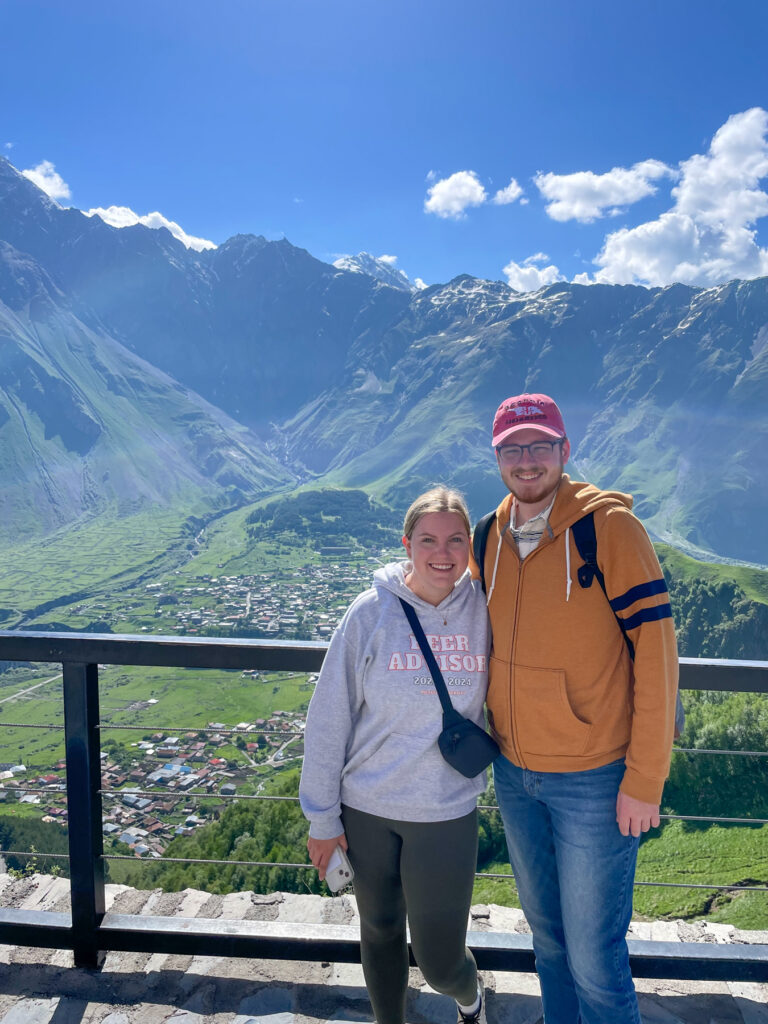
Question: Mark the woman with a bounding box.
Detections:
[300,486,490,1024]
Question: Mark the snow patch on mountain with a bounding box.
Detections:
[352,369,384,394]
[84,205,217,252]
[333,252,414,292]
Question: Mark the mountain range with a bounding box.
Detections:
[1,155,766,565]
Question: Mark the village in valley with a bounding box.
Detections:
[0,551,400,864]
[76,556,390,641]
[1,699,311,861]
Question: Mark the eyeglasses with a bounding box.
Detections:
[496,439,565,464]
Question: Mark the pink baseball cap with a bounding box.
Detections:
[492,393,567,447]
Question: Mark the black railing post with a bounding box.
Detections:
[63,661,105,968]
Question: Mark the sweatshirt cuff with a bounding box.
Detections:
[620,765,666,805]
[308,816,344,840]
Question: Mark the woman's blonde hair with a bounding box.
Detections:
[402,486,472,540]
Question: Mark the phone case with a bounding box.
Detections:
[325,845,354,892]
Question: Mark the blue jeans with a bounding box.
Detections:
[493,755,640,1024]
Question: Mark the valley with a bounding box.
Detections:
[1,489,766,928]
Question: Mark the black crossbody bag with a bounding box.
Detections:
[398,597,499,778]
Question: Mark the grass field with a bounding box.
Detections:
[0,670,66,769]
[0,505,194,626]
[0,663,314,770]
[98,664,314,740]
[633,819,768,928]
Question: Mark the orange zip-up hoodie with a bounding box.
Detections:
[481,475,678,805]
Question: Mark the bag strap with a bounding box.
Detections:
[398,597,457,719]
[472,511,496,594]
[571,511,635,661]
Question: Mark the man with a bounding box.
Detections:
[478,393,678,1024]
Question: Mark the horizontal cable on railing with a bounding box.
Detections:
[99,789,300,801]
[0,849,69,860]
[633,881,768,892]
[479,805,767,825]
[2,786,66,796]
[98,723,304,738]
[98,855,768,894]
[477,871,768,892]
[0,722,64,730]
[659,813,768,825]
[104,854,315,868]
[9,717,766,754]
[95,792,768,824]
[673,747,768,757]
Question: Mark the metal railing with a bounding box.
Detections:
[0,630,767,981]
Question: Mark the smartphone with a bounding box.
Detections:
[325,844,354,892]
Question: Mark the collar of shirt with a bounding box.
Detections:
[509,492,557,559]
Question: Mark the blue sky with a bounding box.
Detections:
[2,0,767,291]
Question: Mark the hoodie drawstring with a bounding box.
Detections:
[565,526,572,602]
[487,517,573,604]
[486,523,505,606]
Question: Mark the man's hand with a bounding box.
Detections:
[307,833,348,881]
[616,792,660,837]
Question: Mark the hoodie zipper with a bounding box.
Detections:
[508,542,527,770]
[498,519,552,771]
[488,520,527,770]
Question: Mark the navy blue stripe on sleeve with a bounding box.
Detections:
[609,578,669,613]
[619,603,673,632]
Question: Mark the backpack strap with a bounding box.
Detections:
[571,511,685,736]
[472,511,496,594]
[572,512,635,661]
[398,597,459,724]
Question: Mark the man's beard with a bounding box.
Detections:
[506,463,563,508]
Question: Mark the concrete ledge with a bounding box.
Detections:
[2,903,768,980]
[2,875,768,1023]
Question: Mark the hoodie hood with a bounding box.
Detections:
[495,474,633,538]
[487,475,634,607]
[373,559,473,612]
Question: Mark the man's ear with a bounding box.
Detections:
[561,438,571,464]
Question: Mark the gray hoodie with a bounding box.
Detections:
[299,561,490,839]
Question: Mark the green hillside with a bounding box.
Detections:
[656,545,768,659]
[656,543,768,606]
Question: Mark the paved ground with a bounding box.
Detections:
[1,873,767,1023]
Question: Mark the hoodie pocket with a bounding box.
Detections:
[515,665,592,757]
[486,656,511,744]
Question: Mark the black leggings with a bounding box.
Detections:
[341,804,479,1024]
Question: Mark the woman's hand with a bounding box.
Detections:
[307,833,348,881]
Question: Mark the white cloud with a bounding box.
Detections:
[84,205,217,252]
[535,159,675,223]
[378,253,398,265]
[593,108,768,286]
[21,160,71,202]
[493,177,524,205]
[502,253,565,292]
[414,277,428,290]
[4,142,14,151]
[424,170,487,219]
